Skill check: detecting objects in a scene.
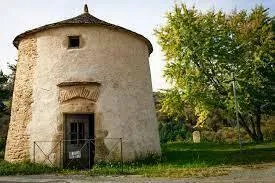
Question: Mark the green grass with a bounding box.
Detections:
[0,161,58,176]
[68,141,275,177]
[161,141,275,166]
[0,142,274,177]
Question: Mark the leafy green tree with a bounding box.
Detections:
[0,62,16,140]
[155,4,275,142]
[6,63,16,108]
[0,63,16,113]
[154,91,192,143]
[0,71,9,114]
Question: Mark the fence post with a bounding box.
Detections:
[88,139,91,169]
[120,138,123,174]
[33,141,36,163]
[59,141,62,168]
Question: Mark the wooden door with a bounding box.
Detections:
[64,114,94,169]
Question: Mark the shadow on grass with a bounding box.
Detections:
[161,142,275,166]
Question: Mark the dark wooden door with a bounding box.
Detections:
[64,114,94,169]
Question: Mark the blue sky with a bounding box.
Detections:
[1,0,274,91]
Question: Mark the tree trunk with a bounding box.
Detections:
[255,108,263,142]
[239,112,263,143]
[250,116,256,136]
[239,114,258,142]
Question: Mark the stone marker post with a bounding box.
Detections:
[193,131,201,143]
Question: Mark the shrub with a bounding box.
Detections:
[201,127,252,144]
[262,127,275,141]
[159,120,191,143]
[262,116,275,141]
[200,130,216,142]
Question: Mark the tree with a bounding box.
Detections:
[155,4,275,142]
[0,62,16,139]
[6,63,16,108]
[154,91,192,143]
[0,71,9,114]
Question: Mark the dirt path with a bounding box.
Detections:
[0,163,274,183]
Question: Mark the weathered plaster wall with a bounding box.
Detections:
[7,25,161,164]
[5,37,37,162]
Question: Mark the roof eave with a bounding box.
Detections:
[13,23,153,55]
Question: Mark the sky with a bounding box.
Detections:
[1,0,274,91]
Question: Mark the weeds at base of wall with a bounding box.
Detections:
[0,160,59,176]
[0,152,162,176]
[62,152,162,175]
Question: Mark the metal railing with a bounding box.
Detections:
[33,138,123,172]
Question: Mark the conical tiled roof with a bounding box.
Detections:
[13,5,153,54]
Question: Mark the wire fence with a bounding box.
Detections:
[33,138,123,172]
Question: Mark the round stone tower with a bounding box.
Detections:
[5,5,160,166]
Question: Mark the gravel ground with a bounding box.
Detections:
[0,163,273,183]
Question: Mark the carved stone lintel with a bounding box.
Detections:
[58,82,100,103]
[57,81,100,87]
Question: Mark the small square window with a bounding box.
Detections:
[68,36,80,48]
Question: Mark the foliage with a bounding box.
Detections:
[0,138,6,152]
[0,71,9,116]
[0,63,15,106]
[155,4,275,142]
[261,116,275,141]
[159,120,191,143]
[156,90,197,124]
[0,69,12,146]
[0,161,58,175]
[154,92,192,143]
[200,127,251,143]
[0,62,16,144]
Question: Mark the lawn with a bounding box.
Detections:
[0,142,274,177]
[89,141,275,177]
[161,141,275,166]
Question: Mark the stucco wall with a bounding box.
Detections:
[6,25,160,164]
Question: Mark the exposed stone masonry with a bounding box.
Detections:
[5,37,37,162]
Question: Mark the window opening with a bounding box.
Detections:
[70,121,85,145]
[68,36,80,48]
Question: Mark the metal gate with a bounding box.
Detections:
[33,138,123,171]
[64,139,93,169]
